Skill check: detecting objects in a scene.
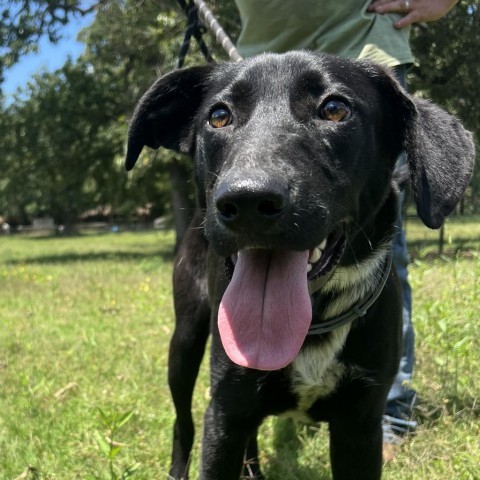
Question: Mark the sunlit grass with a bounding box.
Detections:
[0,219,479,479]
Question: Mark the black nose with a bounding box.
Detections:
[215,175,289,229]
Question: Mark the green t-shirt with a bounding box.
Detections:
[234,0,413,67]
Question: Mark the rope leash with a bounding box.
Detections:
[176,0,214,68]
[192,0,243,62]
[176,0,243,67]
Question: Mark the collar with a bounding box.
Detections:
[307,248,393,336]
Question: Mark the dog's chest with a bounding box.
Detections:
[289,325,350,416]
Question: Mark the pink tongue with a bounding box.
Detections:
[218,249,312,371]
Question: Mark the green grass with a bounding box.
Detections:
[0,218,479,479]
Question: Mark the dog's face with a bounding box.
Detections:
[126,52,474,371]
[196,54,404,258]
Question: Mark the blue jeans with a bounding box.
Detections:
[385,189,416,414]
[384,66,417,438]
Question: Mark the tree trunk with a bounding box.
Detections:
[438,224,445,255]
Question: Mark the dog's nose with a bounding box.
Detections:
[215,176,289,229]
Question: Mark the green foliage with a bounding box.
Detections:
[0,0,95,84]
[409,1,480,202]
[1,0,479,227]
[95,408,141,479]
[1,59,127,226]
[0,1,177,226]
[79,0,193,220]
[79,0,182,97]
[410,1,480,133]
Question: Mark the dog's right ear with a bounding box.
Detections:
[125,64,215,171]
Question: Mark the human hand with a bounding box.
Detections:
[368,0,459,29]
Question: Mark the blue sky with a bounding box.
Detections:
[3,12,94,102]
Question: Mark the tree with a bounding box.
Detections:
[1,1,182,230]
[78,0,241,249]
[79,0,195,247]
[409,0,480,212]
[1,0,242,244]
[0,0,100,85]
[2,0,476,241]
[409,1,480,131]
[1,60,124,228]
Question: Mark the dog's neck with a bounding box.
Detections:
[307,246,392,335]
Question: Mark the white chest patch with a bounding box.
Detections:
[290,324,351,413]
[321,246,390,319]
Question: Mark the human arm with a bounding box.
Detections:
[368,0,459,29]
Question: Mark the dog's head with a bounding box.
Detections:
[126,52,474,370]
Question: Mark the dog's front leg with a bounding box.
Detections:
[244,433,264,479]
[200,400,256,480]
[329,415,383,480]
[199,345,266,480]
[168,216,211,480]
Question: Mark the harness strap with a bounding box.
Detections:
[307,249,393,335]
[176,0,242,67]
[177,0,214,68]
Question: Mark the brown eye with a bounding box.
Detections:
[209,107,232,128]
[320,99,351,122]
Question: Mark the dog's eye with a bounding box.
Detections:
[209,107,232,128]
[319,99,351,122]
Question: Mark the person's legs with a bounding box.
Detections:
[384,65,417,445]
[383,186,417,443]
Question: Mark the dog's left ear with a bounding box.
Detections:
[371,64,475,229]
[125,64,215,171]
[405,97,475,229]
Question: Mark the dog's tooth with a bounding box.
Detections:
[319,238,327,251]
[307,263,313,273]
[232,253,238,265]
[309,248,322,264]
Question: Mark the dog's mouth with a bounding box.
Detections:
[225,224,346,282]
[218,225,346,372]
[307,225,346,281]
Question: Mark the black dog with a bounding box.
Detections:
[125,52,474,479]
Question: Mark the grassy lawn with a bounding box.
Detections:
[0,217,479,479]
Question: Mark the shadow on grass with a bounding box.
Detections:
[414,395,480,425]
[264,418,330,480]
[21,229,140,238]
[408,238,480,258]
[5,249,174,265]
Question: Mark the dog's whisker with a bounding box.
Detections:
[349,219,374,251]
[347,244,361,269]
